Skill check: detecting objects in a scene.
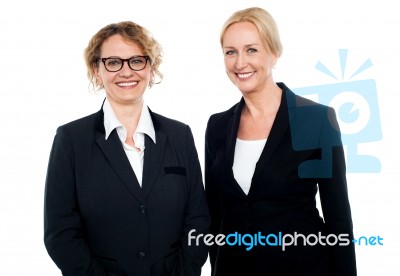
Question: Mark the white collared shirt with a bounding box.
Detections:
[103,98,156,186]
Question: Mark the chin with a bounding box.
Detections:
[236,84,256,94]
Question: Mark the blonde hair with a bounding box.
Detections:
[84,21,163,90]
[220,7,283,56]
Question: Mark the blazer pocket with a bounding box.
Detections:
[164,166,186,176]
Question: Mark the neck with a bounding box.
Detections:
[242,82,282,118]
[108,98,143,132]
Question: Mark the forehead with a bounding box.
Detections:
[222,21,261,47]
[101,34,143,56]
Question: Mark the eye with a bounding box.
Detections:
[130,57,145,64]
[106,58,122,66]
[224,50,237,56]
[247,48,258,54]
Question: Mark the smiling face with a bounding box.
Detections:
[222,21,278,95]
[94,34,151,106]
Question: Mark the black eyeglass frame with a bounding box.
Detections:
[100,56,150,72]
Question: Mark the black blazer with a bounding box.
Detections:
[205,83,356,276]
[44,104,210,276]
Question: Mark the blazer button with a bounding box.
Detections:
[137,251,146,261]
[139,205,146,214]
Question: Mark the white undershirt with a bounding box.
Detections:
[232,138,267,195]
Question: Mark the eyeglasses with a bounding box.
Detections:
[101,56,150,72]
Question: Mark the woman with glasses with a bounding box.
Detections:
[205,7,356,276]
[44,21,209,276]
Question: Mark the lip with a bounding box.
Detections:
[116,81,139,88]
[236,72,255,79]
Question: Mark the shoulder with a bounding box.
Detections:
[295,94,332,113]
[150,110,189,134]
[207,101,241,130]
[149,110,195,147]
[280,83,336,130]
[149,111,200,160]
[281,82,333,115]
[55,111,101,139]
[282,83,341,144]
[205,101,241,153]
[291,93,336,125]
[48,111,102,154]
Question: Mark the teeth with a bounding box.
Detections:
[237,72,254,79]
[117,81,138,87]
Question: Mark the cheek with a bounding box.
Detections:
[95,69,111,86]
[224,59,235,71]
[99,74,111,87]
[138,68,152,81]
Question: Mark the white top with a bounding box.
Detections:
[103,98,156,186]
[232,138,267,195]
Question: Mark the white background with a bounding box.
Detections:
[1,0,399,275]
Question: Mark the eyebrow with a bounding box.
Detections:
[223,43,261,49]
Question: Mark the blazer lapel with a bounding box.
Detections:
[141,110,167,198]
[141,132,166,197]
[226,99,244,168]
[249,87,291,196]
[225,99,249,196]
[94,109,145,204]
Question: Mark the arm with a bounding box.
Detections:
[171,126,210,276]
[318,107,357,276]
[44,127,106,276]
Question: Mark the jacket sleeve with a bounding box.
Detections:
[204,117,223,273]
[44,127,106,276]
[170,125,210,276]
[318,107,357,276]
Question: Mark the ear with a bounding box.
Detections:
[93,64,103,87]
[272,53,280,68]
[274,53,279,64]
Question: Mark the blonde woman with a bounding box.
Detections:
[205,7,356,276]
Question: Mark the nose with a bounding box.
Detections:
[119,61,134,77]
[235,53,247,70]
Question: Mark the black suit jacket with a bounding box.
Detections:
[44,104,210,276]
[205,83,356,276]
